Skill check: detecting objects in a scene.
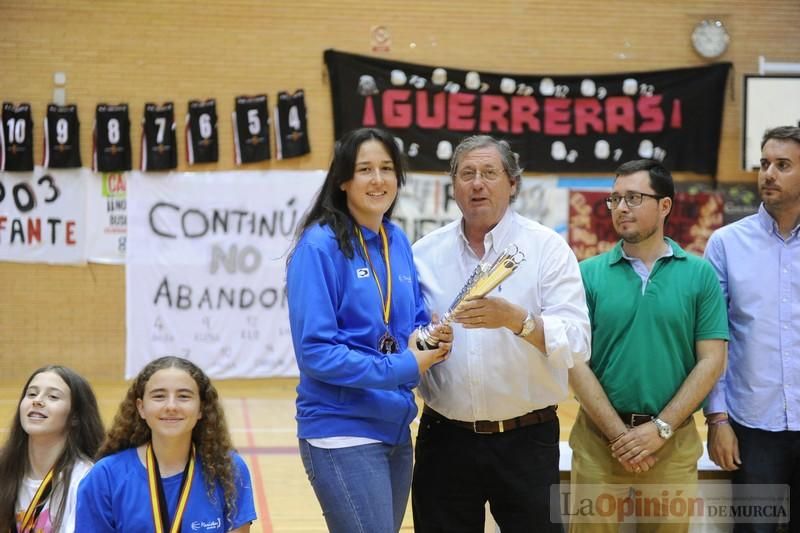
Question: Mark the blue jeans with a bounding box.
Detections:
[299,438,413,533]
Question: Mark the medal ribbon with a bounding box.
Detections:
[146,442,196,533]
[355,224,392,328]
[17,468,54,533]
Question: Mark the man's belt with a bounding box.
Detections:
[422,404,557,434]
[617,412,655,427]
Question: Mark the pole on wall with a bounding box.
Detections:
[759,56,800,75]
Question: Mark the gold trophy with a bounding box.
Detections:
[416,244,526,348]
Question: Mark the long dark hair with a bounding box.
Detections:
[0,366,104,533]
[292,127,407,259]
[98,356,239,521]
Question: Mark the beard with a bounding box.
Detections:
[761,187,800,211]
[617,222,659,244]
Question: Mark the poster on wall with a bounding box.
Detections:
[675,180,761,225]
[742,75,800,170]
[325,49,731,175]
[394,173,568,242]
[0,167,88,264]
[86,172,127,264]
[568,190,724,261]
[719,183,760,224]
[125,169,324,379]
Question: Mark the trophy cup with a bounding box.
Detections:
[416,244,526,348]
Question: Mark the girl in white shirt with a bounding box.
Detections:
[0,365,104,533]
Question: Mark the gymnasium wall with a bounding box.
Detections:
[1,0,798,381]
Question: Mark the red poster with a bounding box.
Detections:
[568,190,724,260]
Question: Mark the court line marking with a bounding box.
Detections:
[241,397,274,533]
[237,446,298,455]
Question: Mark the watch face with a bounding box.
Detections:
[518,313,535,337]
[692,20,730,58]
[654,419,673,438]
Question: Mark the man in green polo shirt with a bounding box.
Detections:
[567,159,729,532]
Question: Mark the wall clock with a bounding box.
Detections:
[691,19,730,59]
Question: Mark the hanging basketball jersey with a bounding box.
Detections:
[43,104,81,168]
[94,104,132,172]
[141,102,177,171]
[186,99,218,164]
[274,90,311,159]
[1,102,34,171]
[232,95,270,165]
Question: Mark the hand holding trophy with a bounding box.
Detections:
[408,317,453,373]
[416,244,526,349]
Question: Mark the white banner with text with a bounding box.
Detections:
[0,167,88,264]
[125,170,325,379]
[86,171,128,264]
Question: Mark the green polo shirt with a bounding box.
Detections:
[579,238,729,415]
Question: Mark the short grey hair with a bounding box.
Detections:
[449,135,523,202]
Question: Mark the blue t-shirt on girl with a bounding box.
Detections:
[76,448,256,532]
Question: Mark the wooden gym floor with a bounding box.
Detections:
[0,379,711,533]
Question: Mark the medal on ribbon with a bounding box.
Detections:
[146,442,196,533]
[17,467,54,533]
[355,224,399,354]
[378,331,400,354]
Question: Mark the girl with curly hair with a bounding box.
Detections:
[76,356,256,532]
[0,365,104,533]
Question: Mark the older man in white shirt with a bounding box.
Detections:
[412,135,591,533]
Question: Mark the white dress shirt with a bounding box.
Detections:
[412,208,591,422]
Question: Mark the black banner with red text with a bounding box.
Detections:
[325,50,730,175]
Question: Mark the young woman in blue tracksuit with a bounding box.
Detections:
[287,127,452,533]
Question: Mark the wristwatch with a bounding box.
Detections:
[652,417,673,440]
[516,311,536,338]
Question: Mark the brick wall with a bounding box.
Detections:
[1,0,798,380]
